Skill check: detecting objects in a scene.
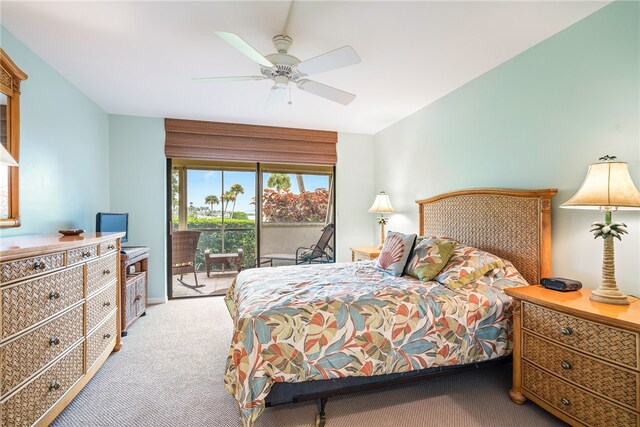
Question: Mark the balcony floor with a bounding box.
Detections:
[171,271,236,298]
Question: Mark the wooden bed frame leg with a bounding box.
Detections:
[315,398,327,427]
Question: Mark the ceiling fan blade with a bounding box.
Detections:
[297,79,356,105]
[294,46,361,76]
[266,86,287,110]
[192,76,265,83]
[215,31,274,68]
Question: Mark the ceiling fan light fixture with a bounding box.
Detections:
[274,75,289,88]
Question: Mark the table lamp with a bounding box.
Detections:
[561,155,640,305]
[369,191,396,249]
[0,144,18,166]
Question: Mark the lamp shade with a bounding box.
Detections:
[0,144,17,167]
[368,192,396,213]
[561,161,640,210]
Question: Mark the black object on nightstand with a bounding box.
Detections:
[540,277,582,292]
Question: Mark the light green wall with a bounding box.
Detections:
[0,28,110,238]
[374,1,640,295]
[108,115,166,302]
[336,133,375,261]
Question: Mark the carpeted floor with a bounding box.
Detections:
[52,297,567,427]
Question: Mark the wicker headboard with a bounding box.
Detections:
[417,189,557,285]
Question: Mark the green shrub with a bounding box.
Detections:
[182,217,257,270]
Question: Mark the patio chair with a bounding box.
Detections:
[260,223,334,267]
[171,230,202,287]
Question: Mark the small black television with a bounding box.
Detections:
[96,212,129,243]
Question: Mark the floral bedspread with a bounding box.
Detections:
[224,262,522,426]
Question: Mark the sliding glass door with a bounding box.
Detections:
[168,161,335,298]
[170,163,256,298]
[260,166,335,267]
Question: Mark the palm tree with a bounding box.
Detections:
[221,191,236,218]
[204,194,219,214]
[229,184,244,218]
[267,173,291,192]
[296,174,306,193]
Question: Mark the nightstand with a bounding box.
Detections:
[505,285,640,427]
[350,246,381,262]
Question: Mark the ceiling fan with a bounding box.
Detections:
[194,1,361,107]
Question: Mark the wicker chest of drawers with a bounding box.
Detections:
[0,232,125,426]
[506,285,640,427]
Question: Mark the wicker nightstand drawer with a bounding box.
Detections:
[523,331,639,410]
[1,265,84,341]
[67,245,98,265]
[99,240,118,255]
[86,311,117,370]
[0,252,65,284]
[523,361,638,427]
[1,343,84,427]
[0,304,84,397]
[86,282,117,333]
[86,253,117,296]
[522,301,639,370]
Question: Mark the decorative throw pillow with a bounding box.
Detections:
[436,244,505,290]
[375,231,417,276]
[471,260,529,290]
[404,238,457,281]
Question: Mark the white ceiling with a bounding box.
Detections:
[1,1,609,135]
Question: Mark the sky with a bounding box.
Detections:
[186,170,330,213]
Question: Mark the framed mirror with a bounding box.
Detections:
[0,48,28,228]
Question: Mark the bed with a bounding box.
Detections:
[224,188,557,427]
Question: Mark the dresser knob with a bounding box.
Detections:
[34,261,46,270]
[49,337,61,346]
[48,291,60,300]
[560,398,571,406]
[48,381,60,392]
[82,251,91,258]
[107,244,115,250]
[103,269,111,275]
[103,333,111,339]
[103,301,111,307]
[560,327,573,336]
[561,360,572,370]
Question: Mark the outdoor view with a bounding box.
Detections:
[171,167,332,298]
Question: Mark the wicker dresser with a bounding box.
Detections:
[0,232,125,426]
[506,285,640,427]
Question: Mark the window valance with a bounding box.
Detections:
[165,118,337,165]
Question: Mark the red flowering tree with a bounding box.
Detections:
[262,188,329,222]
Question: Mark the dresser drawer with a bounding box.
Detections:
[86,282,117,332]
[523,362,638,427]
[0,304,84,397]
[99,239,118,255]
[523,331,639,410]
[86,253,117,296]
[67,245,98,265]
[0,252,65,284]
[522,302,639,370]
[86,311,117,370]
[1,343,84,427]
[1,266,84,341]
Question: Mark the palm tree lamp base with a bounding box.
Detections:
[590,290,629,305]
[588,211,629,306]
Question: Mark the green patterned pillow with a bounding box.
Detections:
[437,244,505,290]
[404,238,457,281]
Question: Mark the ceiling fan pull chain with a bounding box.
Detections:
[288,84,293,105]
